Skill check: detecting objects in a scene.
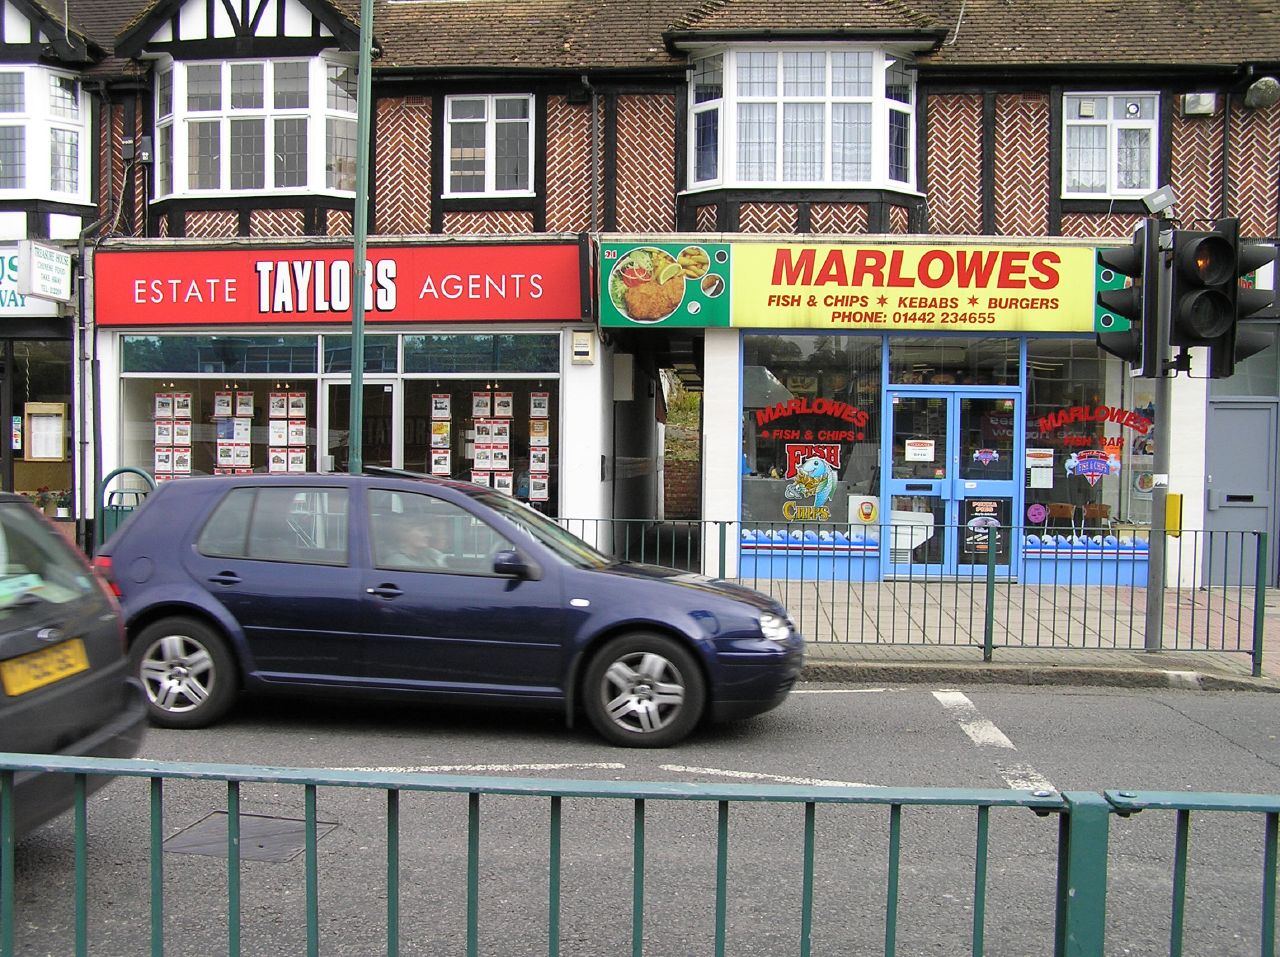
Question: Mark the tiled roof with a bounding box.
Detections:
[671,0,940,33]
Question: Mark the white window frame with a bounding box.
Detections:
[442,94,535,198]
[0,66,91,203]
[153,54,358,200]
[1061,92,1159,200]
[684,46,918,193]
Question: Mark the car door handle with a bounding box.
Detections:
[367,584,403,599]
[208,572,242,586]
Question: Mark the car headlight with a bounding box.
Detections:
[759,612,791,642]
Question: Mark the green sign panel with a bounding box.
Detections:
[599,242,731,328]
[1094,242,1132,333]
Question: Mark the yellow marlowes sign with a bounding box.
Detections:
[732,243,1097,332]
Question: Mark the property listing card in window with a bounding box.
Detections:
[493,472,513,495]
[269,448,288,473]
[491,420,510,443]
[529,419,549,446]
[530,392,549,418]
[173,420,192,444]
[288,393,307,417]
[288,420,307,446]
[472,392,491,418]
[172,447,192,474]
[233,418,251,442]
[491,446,510,470]
[155,394,174,418]
[474,445,494,470]
[431,451,450,475]
[432,394,451,420]
[494,392,513,417]
[530,448,549,471]
[529,473,549,501]
[471,471,491,487]
[213,392,233,417]
[269,393,288,418]
[217,443,234,468]
[233,443,251,467]
[155,420,173,446]
[287,449,306,472]
[431,422,450,448]
[235,392,254,417]
[269,420,288,446]
[154,447,173,472]
[173,393,193,418]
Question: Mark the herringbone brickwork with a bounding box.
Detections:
[809,203,868,234]
[250,209,305,237]
[1232,102,1280,237]
[1060,212,1143,239]
[157,214,169,238]
[889,204,910,233]
[926,94,983,234]
[994,94,1050,236]
[185,211,239,237]
[375,97,432,236]
[738,203,798,233]
[546,95,600,231]
[328,209,353,237]
[443,210,536,233]
[694,204,719,232]
[1171,110,1225,229]
[614,95,677,232]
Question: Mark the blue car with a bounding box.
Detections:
[93,472,804,747]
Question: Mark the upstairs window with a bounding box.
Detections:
[1062,93,1158,198]
[0,68,89,201]
[443,94,534,197]
[154,57,358,199]
[687,48,916,191]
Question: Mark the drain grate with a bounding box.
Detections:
[164,811,338,863]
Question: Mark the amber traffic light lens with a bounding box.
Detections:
[1189,236,1234,284]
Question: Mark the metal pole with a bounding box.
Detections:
[1144,222,1173,650]
[347,0,375,474]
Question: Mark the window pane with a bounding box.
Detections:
[49,75,79,119]
[495,97,529,120]
[326,116,355,190]
[1116,128,1151,190]
[449,120,485,192]
[832,102,871,180]
[694,107,719,181]
[783,52,825,97]
[0,74,23,112]
[50,129,78,192]
[247,488,348,565]
[275,116,307,188]
[449,98,485,121]
[157,125,172,196]
[198,488,254,558]
[327,65,357,112]
[1065,95,1107,120]
[402,334,560,374]
[888,109,910,182]
[782,103,822,180]
[231,63,264,109]
[737,102,776,181]
[157,71,173,118]
[737,52,777,97]
[188,120,220,189]
[693,56,723,103]
[0,127,25,187]
[323,334,397,373]
[274,62,309,109]
[1064,125,1107,192]
[187,65,221,111]
[120,335,317,374]
[494,118,529,190]
[1112,95,1155,121]
[885,59,912,104]
[230,118,264,189]
[831,52,871,97]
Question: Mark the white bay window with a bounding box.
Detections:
[688,47,915,191]
[0,68,90,201]
[154,57,358,198]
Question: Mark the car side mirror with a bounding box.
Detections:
[493,549,534,579]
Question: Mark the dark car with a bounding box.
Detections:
[93,472,804,747]
[0,494,147,837]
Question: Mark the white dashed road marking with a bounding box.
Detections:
[661,765,880,788]
[792,687,892,694]
[932,690,1056,792]
[342,763,627,774]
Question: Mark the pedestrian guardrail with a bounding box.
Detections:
[3,754,1279,956]
[560,518,1270,675]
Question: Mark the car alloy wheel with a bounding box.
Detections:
[583,633,705,748]
[130,616,237,729]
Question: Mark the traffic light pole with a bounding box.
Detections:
[1144,227,1173,651]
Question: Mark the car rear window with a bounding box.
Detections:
[0,503,96,615]
[199,487,349,566]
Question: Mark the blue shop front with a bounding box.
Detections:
[602,237,1157,585]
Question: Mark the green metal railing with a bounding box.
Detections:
[2,754,1279,956]
[560,519,1270,674]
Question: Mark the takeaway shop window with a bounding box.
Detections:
[402,334,560,374]
[741,335,881,525]
[888,336,1019,385]
[1025,338,1150,527]
[121,335,318,374]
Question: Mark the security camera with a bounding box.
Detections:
[1141,185,1178,216]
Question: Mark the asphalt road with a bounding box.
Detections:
[12,682,1280,955]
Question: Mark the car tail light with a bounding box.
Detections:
[91,555,122,599]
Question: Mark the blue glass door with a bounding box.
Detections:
[885,390,1019,575]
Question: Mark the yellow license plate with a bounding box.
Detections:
[0,638,89,697]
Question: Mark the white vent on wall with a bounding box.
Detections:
[1181,93,1217,117]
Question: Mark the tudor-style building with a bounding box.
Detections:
[27,0,1280,584]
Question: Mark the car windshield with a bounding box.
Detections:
[473,492,613,569]
[0,503,96,615]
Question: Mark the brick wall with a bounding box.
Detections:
[664,459,701,519]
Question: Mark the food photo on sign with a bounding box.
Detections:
[602,243,730,327]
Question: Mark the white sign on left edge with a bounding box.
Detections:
[17,241,73,304]
[0,248,59,315]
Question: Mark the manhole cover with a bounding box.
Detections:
[165,811,338,863]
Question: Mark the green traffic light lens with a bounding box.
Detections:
[1176,289,1234,340]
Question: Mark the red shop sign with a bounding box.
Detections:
[93,244,585,326]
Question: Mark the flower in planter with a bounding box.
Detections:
[55,490,72,509]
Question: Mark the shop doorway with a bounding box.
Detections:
[322,379,399,472]
[885,389,1019,576]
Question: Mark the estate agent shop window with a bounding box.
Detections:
[117,332,562,515]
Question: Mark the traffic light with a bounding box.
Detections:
[1096,218,1158,377]
[1171,217,1278,378]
